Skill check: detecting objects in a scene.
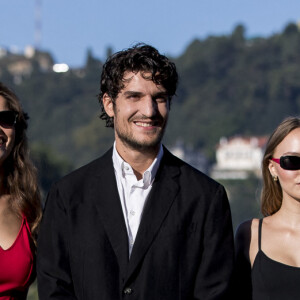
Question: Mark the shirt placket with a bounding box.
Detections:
[123,169,142,255]
[127,182,143,241]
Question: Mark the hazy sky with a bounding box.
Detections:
[1,0,300,67]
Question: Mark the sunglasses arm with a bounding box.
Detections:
[271,158,280,164]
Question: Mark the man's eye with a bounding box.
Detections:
[127,95,139,100]
[156,97,167,103]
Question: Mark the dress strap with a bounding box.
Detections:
[258,218,263,250]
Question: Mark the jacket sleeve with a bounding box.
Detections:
[194,185,235,299]
[37,183,77,300]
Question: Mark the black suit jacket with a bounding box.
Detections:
[37,147,234,299]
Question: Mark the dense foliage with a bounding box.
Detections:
[2,23,300,170]
[4,22,299,300]
[166,23,300,160]
[1,23,299,224]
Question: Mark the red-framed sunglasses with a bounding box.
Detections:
[271,156,300,170]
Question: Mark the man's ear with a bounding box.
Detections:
[102,93,114,117]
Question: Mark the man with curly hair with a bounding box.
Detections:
[37,44,234,300]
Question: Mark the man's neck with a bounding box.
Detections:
[115,141,161,180]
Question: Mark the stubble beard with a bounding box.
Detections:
[115,122,167,153]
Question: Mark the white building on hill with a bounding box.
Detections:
[211,136,267,180]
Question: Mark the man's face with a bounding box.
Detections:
[104,71,170,153]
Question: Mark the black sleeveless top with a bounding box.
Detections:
[252,219,300,300]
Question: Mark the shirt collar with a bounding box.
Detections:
[112,142,164,187]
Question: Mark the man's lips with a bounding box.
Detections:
[134,121,159,127]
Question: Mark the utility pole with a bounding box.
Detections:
[34,0,42,49]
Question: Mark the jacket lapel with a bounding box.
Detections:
[90,149,129,277]
[125,150,180,282]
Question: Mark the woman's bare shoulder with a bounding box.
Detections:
[250,218,260,237]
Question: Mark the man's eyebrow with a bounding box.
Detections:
[154,92,169,97]
[123,91,169,98]
[123,91,143,97]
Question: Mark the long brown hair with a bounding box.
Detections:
[0,82,42,242]
[261,117,300,216]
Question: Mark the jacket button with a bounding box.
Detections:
[123,287,133,295]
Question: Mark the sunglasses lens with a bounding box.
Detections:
[0,111,17,127]
[281,156,300,170]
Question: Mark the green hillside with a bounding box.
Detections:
[2,23,300,171]
[7,23,300,299]
[2,23,300,230]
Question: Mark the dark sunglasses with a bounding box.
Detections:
[271,156,300,170]
[0,111,18,127]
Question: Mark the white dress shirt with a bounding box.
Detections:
[112,143,163,257]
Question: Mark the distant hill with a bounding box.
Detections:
[2,23,300,170]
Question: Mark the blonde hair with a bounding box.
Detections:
[261,117,300,216]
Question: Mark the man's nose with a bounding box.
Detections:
[142,96,157,117]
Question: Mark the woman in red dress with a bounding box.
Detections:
[0,82,42,299]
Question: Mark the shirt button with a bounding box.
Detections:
[130,210,135,216]
[123,287,133,295]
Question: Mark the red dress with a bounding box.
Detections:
[0,218,35,300]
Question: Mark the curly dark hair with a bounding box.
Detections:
[0,82,42,244]
[98,43,178,127]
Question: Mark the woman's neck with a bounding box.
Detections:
[274,199,300,229]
